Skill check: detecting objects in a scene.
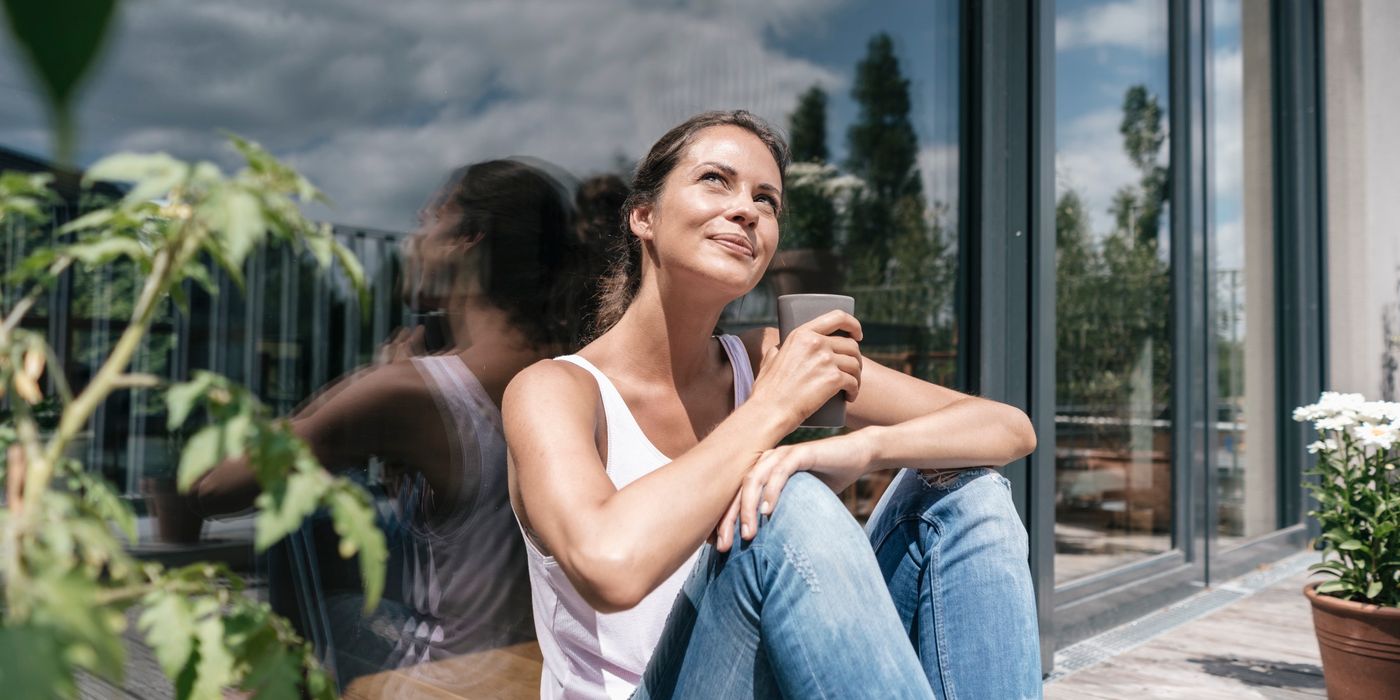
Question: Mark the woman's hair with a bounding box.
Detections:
[589,110,790,338]
[435,159,598,348]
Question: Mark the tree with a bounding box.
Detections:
[788,86,830,164]
[781,87,837,250]
[1055,84,1173,441]
[845,33,925,278]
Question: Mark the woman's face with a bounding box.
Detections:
[634,125,783,299]
[402,195,469,311]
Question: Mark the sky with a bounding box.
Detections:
[0,0,959,233]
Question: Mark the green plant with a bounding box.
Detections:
[0,141,386,698]
[1296,392,1400,605]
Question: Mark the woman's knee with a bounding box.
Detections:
[762,473,862,547]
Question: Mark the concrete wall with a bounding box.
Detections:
[1324,0,1400,400]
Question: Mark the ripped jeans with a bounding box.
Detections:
[867,468,1042,699]
[632,470,1040,699]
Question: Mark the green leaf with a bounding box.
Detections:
[32,572,125,680]
[1339,539,1369,552]
[66,236,146,266]
[85,152,188,204]
[253,469,326,551]
[209,187,265,268]
[191,613,235,700]
[0,624,74,698]
[56,207,114,234]
[332,236,370,312]
[1367,580,1384,600]
[70,468,137,542]
[1,0,117,161]
[1317,580,1354,595]
[241,647,301,700]
[327,484,387,611]
[165,372,216,430]
[177,412,250,491]
[138,591,197,678]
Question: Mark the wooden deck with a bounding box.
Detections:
[1045,569,1326,699]
[89,564,1328,698]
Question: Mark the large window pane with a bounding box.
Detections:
[1054,0,1174,585]
[1213,0,1277,543]
[1,1,965,692]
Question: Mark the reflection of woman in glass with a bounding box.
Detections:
[194,159,597,685]
[506,112,1042,698]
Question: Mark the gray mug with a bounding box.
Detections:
[777,294,856,428]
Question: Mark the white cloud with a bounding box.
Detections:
[1056,0,1169,54]
[1212,46,1244,201]
[1056,107,1145,235]
[4,0,850,230]
[917,142,959,215]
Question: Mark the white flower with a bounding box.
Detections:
[1318,414,1356,432]
[1358,401,1400,424]
[1307,439,1339,454]
[1318,392,1367,412]
[1294,405,1321,422]
[1354,422,1398,450]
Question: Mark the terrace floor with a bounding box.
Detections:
[1045,551,1326,699]
[87,552,1328,699]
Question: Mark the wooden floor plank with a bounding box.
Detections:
[1046,571,1327,699]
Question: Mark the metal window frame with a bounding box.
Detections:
[963,0,1327,666]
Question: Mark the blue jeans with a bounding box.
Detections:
[634,472,934,699]
[867,468,1042,700]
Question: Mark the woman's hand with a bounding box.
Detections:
[713,430,877,551]
[748,310,865,432]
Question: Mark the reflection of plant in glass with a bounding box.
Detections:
[1295,392,1400,605]
[0,142,385,699]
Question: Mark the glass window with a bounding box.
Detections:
[2,1,965,692]
[1053,0,1174,585]
[1212,0,1277,543]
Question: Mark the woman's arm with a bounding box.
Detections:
[191,362,449,517]
[506,313,864,613]
[724,328,1035,545]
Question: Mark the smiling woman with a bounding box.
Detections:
[504,111,1040,699]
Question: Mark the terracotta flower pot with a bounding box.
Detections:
[140,477,205,545]
[1305,581,1400,699]
[766,249,844,298]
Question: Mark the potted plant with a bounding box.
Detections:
[766,162,853,297]
[138,440,205,545]
[1295,391,1400,699]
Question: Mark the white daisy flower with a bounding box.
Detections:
[1307,439,1339,454]
[1318,414,1356,431]
[1354,422,1398,450]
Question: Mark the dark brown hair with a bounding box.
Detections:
[435,159,593,348]
[589,110,790,338]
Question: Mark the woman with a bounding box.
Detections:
[505,111,1041,699]
[194,159,598,687]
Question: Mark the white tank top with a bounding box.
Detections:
[517,335,755,700]
[389,356,534,670]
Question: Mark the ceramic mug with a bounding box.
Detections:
[777,293,856,428]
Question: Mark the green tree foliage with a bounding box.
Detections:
[788,86,830,164]
[0,142,383,699]
[781,87,838,251]
[1055,84,1172,432]
[845,33,926,275]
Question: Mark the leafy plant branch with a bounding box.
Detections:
[1,137,382,699]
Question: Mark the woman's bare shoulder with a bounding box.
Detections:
[503,358,602,423]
